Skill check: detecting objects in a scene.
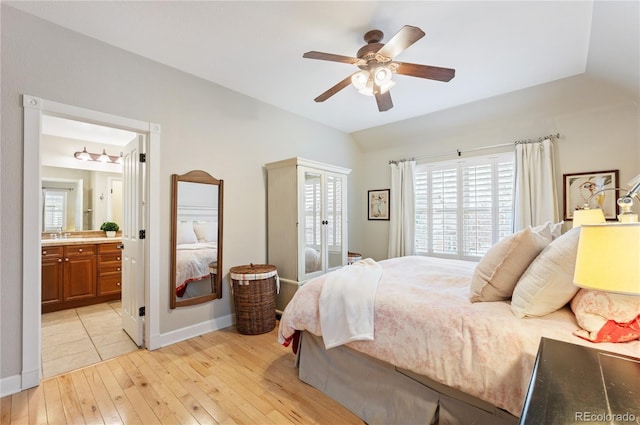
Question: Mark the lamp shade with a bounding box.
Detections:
[572,208,606,228]
[573,223,640,295]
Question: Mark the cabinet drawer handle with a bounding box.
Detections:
[116,282,121,286]
[58,259,62,263]
[78,248,83,252]
[65,258,69,261]
[42,251,47,255]
[116,268,121,271]
[117,257,121,261]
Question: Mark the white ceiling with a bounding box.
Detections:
[42,115,137,146]
[7,1,636,134]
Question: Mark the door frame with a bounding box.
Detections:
[21,94,161,390]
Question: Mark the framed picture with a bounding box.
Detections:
[368,189,390,220]
[563,170,619,220]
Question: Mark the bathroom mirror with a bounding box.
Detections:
[170,170,224,308]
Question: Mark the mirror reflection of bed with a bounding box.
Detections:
[170,170,223,308]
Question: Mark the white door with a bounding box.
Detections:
[121,135,145,346]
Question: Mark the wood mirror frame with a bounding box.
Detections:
[170,170,224,308]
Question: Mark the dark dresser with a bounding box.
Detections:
[519,337,639,425]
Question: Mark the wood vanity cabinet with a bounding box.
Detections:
[62,244,96,302]
[97,243,123,296]
[41,246,64,307]
[41,241,122,313]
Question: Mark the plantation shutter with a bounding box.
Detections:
[43,189,67,232]
[415,152,515,260]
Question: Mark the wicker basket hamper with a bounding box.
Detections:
[230,264,278,335]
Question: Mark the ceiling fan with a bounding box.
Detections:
[303,25,455,112]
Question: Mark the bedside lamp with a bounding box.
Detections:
[572,208,605,228]
[573,223,640,295]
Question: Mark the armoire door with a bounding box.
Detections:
[324,171,347,272]
[299,167,324,281]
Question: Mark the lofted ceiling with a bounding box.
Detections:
[6,1,639,134]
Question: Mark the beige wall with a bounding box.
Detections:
[1,6,363,381]
[351,74,639,261]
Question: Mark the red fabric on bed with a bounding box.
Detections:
[576,314,640,343]
[176,274,210,297]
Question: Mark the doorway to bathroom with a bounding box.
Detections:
[22,95,161,390]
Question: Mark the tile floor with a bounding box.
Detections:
[41,301,139,378]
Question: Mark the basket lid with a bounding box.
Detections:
[230,263,277,280]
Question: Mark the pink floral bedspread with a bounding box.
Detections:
[278,255,640,417]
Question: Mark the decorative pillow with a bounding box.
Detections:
[193,221,217,243]
[532,221,564,240]
[550,221,564,239]
[470,226,552,302]
[570,289,640,343]
[511,227,581,318]
[177,221,198,245]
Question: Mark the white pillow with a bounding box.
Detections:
[177,221,198,245]
[532,221,564,240]
[470,226,552,302]
[193,221,217,243]
[511,227,581,318]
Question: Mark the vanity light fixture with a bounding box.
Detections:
[98,149,110,163]
[73,147,122,164]
[76,147,91,161]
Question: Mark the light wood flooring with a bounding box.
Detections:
[0,325,363,425]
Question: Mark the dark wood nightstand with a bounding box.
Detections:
[519,337,640,425]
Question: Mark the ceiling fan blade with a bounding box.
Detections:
[377,25,425,59]
[375,91,393,112]
[394,62,455,82]
[303,51,360,64]
[314,74,354,102]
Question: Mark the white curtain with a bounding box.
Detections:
[388,160,416,258]
[514,138,559,230]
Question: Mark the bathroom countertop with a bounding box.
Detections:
[41,237,122,246]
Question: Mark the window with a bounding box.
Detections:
[415,152,515,260]
[43,189,67,232]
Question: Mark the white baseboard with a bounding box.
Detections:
[0,374,22,398]
[150,314,235,349]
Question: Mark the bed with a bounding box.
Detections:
[175,241,217,297]
[277,226,640,424]
[175,220,218,298]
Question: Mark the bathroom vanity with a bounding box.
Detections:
[41,235,122,313]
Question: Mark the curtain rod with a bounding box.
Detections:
[389,133,560,164]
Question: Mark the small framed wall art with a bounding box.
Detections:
[563,169,619,220]
[368,189,390,220]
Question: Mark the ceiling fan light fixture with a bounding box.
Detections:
[351,70,370,90]
[379,80,396,94]
[373,66,393,85]
[359,78,375,96]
